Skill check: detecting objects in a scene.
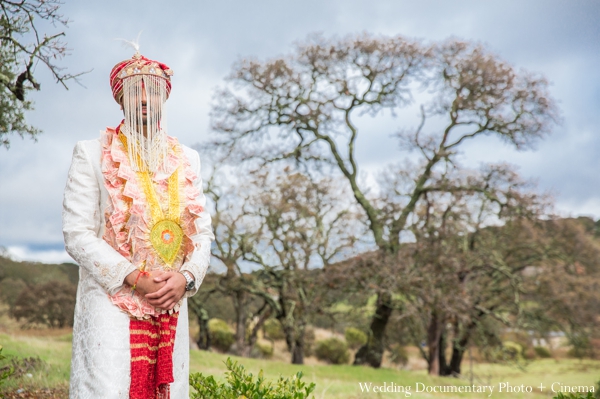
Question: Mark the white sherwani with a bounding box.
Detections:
[62,136,213,399]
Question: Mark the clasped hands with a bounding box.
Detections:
[125,270,187,311]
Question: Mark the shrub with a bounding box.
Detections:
[523,347,537,360]
[502,330,531,352]
[345,327,367,350]
[388,344,409,366]
[2,356,45,379]
[208,318,230,331]
[208,319,235,352]
[0,345,15,391]
[10,280,76,328]
[0,348,48,397]
[501,341,523,361]
[189,358,316,399]
[255,341,273,358]
[553,392,595,399]
[263,319,285,340]
[534,346,552,358]
[314,338,349,365]
[567,335,592,359]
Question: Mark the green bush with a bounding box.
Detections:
[0,345,15,392]
[314,337,349,365]
[567,347,587,359]
[567,335,592,359]
[344,327,367,350]
[388,344,409,366]
[263,319,285,340]
[534,346,552,358]
[189,358,316,399]
[208,318,235,352]
[553,392,595,399]
[1,356,45,380]
[255,341,273,358]
[501,341,523,361]
[208,318,231,331]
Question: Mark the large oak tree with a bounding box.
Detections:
[210,33,558,367]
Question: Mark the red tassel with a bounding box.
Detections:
[129,313,178,399]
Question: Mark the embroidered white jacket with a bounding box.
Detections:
[62,136,213,399]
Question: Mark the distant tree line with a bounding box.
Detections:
[0,253,78,328]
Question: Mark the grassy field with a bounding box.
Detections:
[189,351,599,399]
[1,329,599,398]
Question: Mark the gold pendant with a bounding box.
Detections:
[119,132,184,268]
[149,219,183,267]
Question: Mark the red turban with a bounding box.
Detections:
[109,53,173,104]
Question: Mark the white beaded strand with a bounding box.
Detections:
[121,73,169,173]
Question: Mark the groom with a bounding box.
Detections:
[63,51,214,398]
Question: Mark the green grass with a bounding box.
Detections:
[0,332,72,391]
[190,351,600,398]
[1,331,599,398]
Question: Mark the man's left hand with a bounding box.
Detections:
[145,271,187,310]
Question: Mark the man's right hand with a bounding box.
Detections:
[124,270,166,296]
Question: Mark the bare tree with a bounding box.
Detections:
[1,0,84,147]
[188,166,268,357]
[393,161,600,375]
[209,33,558,367]
[192,163,362,362]
[397,163,546,374]
[243,167,363,364]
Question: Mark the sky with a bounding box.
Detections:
[0,0,599,263]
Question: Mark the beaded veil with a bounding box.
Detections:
[110,52,174,173]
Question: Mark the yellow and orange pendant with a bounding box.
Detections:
[119,132,183,269]
[149,219,183,266]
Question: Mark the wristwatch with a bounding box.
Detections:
[179,271,195,291]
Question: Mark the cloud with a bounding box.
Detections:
[0,0,599,258]
[5,245,72,264]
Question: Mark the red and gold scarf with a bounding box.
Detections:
[129,313,178,399]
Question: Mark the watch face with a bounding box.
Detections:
[186,280,195,291]
[181,271,194,291]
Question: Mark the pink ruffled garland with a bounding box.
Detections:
[100,126,203,319]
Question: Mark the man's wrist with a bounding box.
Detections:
[179,270,195,291]
[125,270,139,286]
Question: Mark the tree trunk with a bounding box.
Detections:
[291,333,305,364]
[197,308,211,350]
[282,319,306,364]
[438,330,451,376]
[448,332,470,376]
[244,303,272,357]
[427,310,443,375]
[353,292,393,368]
[234,289,249,356]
